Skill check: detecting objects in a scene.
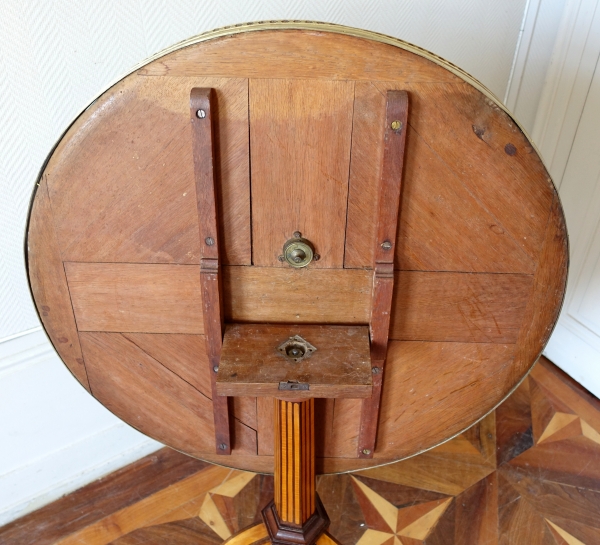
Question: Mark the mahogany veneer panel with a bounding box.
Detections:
[345,80,553,271]
[79,332,216,454]
[45,76,250,265]
[511,196,568,383]
[65,263,530,344]
[26,25,568,473]
[65,262,204,334]
[74,335,519,473]
[249,79,354,268]
[121,333,212,398]
[391,271,532,343]
[217,324,372,398]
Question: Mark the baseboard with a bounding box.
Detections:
[0,425,160,526]
[544,322,600,399]
[0,329,162,526]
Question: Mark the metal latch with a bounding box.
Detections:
[278,381,310,391]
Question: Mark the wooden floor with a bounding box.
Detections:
[2,358,599,544]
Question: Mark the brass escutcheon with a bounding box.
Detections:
[277,335,317,363]
[281,232,315,268]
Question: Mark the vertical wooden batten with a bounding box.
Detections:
[358,91,409,458]
[191,87,231,455]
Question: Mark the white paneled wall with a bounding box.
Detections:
[1,0,566,526]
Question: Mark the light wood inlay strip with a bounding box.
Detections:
[294,402,301,524]
[287,401,293,522]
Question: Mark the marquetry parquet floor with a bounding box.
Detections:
[2,358,600,544]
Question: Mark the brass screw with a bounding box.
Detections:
[391,120,402,131]
[362,449,371,455]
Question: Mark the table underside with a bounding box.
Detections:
[27,24,568,474]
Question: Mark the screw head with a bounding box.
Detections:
[219,443,227,450]
[391,120,402,131]
[213,366,219,373]
[278,255,285,262]
[372,367,381,375]
[205,237,214,246]
[313,253,320,261]
[197,109,206,119]
[381,240,392,250]
[293,231,302,238]
[362,449,371,455]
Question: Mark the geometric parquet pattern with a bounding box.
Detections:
[2,359,600,544]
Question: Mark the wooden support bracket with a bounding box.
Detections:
[190,88,232,455]
[358,90,409,458]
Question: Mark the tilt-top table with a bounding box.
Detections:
[27,22,568,544]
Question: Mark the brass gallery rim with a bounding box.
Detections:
[26,21,568,475]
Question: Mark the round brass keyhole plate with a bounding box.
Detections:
[282,235,314,268]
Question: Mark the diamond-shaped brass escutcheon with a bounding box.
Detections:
[277,335,317,363]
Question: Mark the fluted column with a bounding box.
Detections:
[274,398,315,525]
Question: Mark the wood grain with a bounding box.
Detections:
[79,332,216,456]
[249,79,354,268]
[65,263,204,334]
[45,76,250,265]
[65,263,531,344]
[191,87,231,455]
[374,340,516,460]
[359,91,409,458]
[274,399,315,525]
[390,271,533,343]
[0,448,209,545]
[217,324,371,399]
[6,359,600,544]
[27,179,89,390]
[122,333,212,398]
[60,337,523,474]
[455,472,498,545]
[345,81,552,273]
[223,266,371,325]
[138,30,462,83]
[511,195,569,382]
[54,465,235,545]
[257,397,275,456]
[27,27,569,473]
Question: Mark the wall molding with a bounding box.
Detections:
[0,423,159,526]
[531,0,600,185]
[0,329,161,526]
[544,322,600,397]
[0,328,52,377]
[504,0,542,111]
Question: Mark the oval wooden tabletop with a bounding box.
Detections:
[27,22,568,474]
